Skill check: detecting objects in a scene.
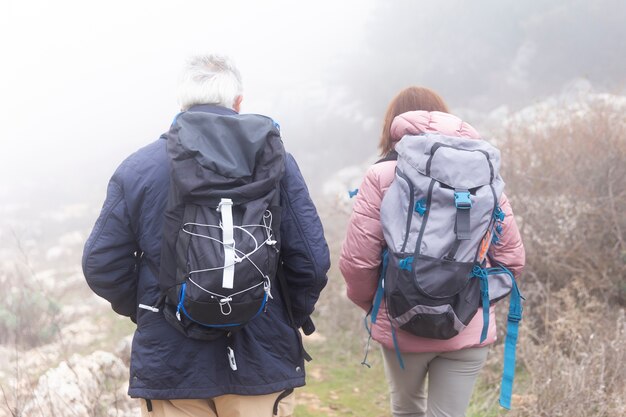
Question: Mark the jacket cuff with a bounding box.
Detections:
[301,317,316,335]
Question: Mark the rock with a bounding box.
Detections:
[21,350,138,417]
[114,334,134,366]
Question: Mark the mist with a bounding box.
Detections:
[1,0,625,236]
[1,2,626,415]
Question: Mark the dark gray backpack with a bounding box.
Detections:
[158,111,285,341]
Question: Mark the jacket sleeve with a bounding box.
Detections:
[82,172,140,321]
[489,193,525,278]
[339,164,388,311]
[279,153,330,331]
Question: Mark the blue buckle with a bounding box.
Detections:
[398,257,413,271]
[494,206,505,221]
[454,191,472,209]
[414,199,427,216]
[508,311,522,322]
[508,303,523,322]
[471,264,487,278]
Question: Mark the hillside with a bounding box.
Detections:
[1,91,625,416]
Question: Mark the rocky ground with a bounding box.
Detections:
[0,271,139,417]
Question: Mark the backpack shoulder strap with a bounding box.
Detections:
[375,150,398,164]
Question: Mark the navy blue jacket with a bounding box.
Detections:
[82,105,330,399]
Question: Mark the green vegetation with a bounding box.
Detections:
[0,269,61,348]
[295,340,533,417]
[296,343,389,417]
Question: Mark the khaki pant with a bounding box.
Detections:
[140,390,295,417]
[381,346,489,417]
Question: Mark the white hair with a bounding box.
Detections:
[176,54,243,111]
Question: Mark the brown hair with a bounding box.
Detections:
[379,86,449,156]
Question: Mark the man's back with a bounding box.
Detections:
[82,58,329,416]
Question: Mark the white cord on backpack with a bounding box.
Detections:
[181,208,277,303]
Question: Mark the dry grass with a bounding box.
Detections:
[494,97,626,416]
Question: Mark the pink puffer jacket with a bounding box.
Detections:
[339,111,525,353]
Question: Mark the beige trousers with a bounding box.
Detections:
[140,390,295,417]
[381,346,489,417]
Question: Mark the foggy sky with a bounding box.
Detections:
[1,0,624,215]
[0,0,377,207]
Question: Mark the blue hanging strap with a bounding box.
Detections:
[472,265,490,343]
[362,249,406,370]
[371,250,388,325]
[391,324,405,370]
[176,283,187,321]
[376,250,405,370]
[497,266,523,410]
[491,205,505,246]
[361,250,388,367]
[360,313,373,368]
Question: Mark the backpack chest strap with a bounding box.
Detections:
[454,189,472,240]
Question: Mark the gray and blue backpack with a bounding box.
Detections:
[367,132,523,409]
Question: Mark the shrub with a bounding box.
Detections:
[0,266,61,348]
[496,95,626,416]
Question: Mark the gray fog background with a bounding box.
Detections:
[0,0,624,228]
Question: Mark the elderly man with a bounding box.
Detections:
[83,54,329,417]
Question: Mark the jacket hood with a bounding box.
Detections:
[390,110,480,141]
[167,108,285,204]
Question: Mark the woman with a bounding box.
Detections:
[339,87,525,417]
